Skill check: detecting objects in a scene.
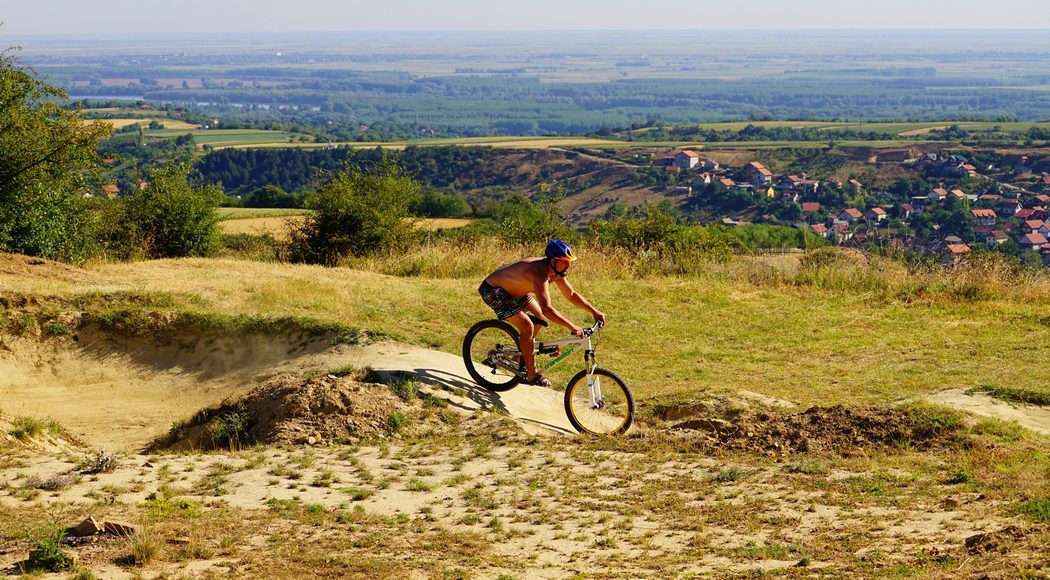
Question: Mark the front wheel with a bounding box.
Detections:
[462,319,522,392]
[564,367,634,435]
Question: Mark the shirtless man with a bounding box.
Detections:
[478,240,606,387]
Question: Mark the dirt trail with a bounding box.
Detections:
[928,388,1050,436]
[0,331,572,452]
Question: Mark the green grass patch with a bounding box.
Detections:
[9,416,63,441]
[969,385,1050,407]
[217,207,312,220]
[1018,497,1050,523]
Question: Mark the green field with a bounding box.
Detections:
[144,128,300,147]
[216,207,312,220]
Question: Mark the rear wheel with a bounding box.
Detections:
[462,319,522,392]
[564,367,634,435]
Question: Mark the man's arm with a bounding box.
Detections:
[535,279,583,335]
[553,277,606,325]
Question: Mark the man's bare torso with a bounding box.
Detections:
[484,258,547,297]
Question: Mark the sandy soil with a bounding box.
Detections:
[928,388,1050,436]
[0,330,573,452]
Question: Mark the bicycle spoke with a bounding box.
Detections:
[565,368,633,435]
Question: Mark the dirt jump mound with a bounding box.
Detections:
[155,372,467,451]
[670,403,963,455]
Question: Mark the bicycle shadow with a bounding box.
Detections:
[370,366,574,435]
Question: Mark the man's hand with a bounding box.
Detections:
[593,310,607,326]
[570,325,584,337]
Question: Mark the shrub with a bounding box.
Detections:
[208,408,252,451]
[414,190,471,218]
[242,184,303,208]
[387,411,408,432]
[117,164,223,259]
[289,158,420,265]
[9,416,61,441]
[493,194,568,245]
[24,525,74,572]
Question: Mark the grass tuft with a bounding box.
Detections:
[969,384,1050,407]
[1018,497,1050,523]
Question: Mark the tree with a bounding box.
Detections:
[119,164,223,258]
[0,49,111,262]
[243,185,301,208]
[289,158,421,265]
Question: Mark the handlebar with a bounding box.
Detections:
[582,320,603,337]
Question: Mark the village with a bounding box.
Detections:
[662,148,1050,264]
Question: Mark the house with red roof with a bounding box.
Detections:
[865,207,887,222]
[101,183,120,198]
[831,222,853,242]
[717,178,736,189]
[1020,233,1048,252]
[899,203,914,219]
[801,202,821,213]
[1001,200,1023,216]
[986,230,1010,247]
[673,150,700,169]
[942,243,972,264]
[702,159,720,171]
[744,161,773,186]
[971,209,997,227]
[810,224,829,237]
[839,208,863,223]
[928,188,950,201]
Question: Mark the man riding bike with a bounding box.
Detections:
[477,240,606,387]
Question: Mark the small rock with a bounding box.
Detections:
[168,536,191,546]
[142,461,154,468]
[102,521,136,537]
[307,436,317,445]
[942,497,960,509]
[146,492,158,501]
[66,516,103,537]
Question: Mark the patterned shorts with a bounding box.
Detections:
[478,281,536,320]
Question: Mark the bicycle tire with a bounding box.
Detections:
[462,319,522,392]
[564,367,634,435]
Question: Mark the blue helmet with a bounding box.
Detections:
[544,240,577,261]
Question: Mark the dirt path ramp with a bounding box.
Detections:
[337,342,577,435]
[0,333,576,453]
[927,388,1050,436]
[0,331,343,452]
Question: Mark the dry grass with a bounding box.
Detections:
[0,244,1027,408]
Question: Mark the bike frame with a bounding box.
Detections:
[502,321,606,410]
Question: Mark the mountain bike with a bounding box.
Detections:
[462,319,634,435]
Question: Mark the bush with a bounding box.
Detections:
[492,194,569,245]
[288,158,421,265]
[594,204,742,263]
[116,164,222,258]
[242,185,303,209]
[387,411,408,432]
[0,51,110,263]
[414,190,471,218]
[24,525,74,572]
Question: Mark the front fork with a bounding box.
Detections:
[583,338,602,409]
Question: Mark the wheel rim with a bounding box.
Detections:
[567,373,631,434]
[467,324,520,387]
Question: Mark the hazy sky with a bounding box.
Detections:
[4,0,1049,35]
